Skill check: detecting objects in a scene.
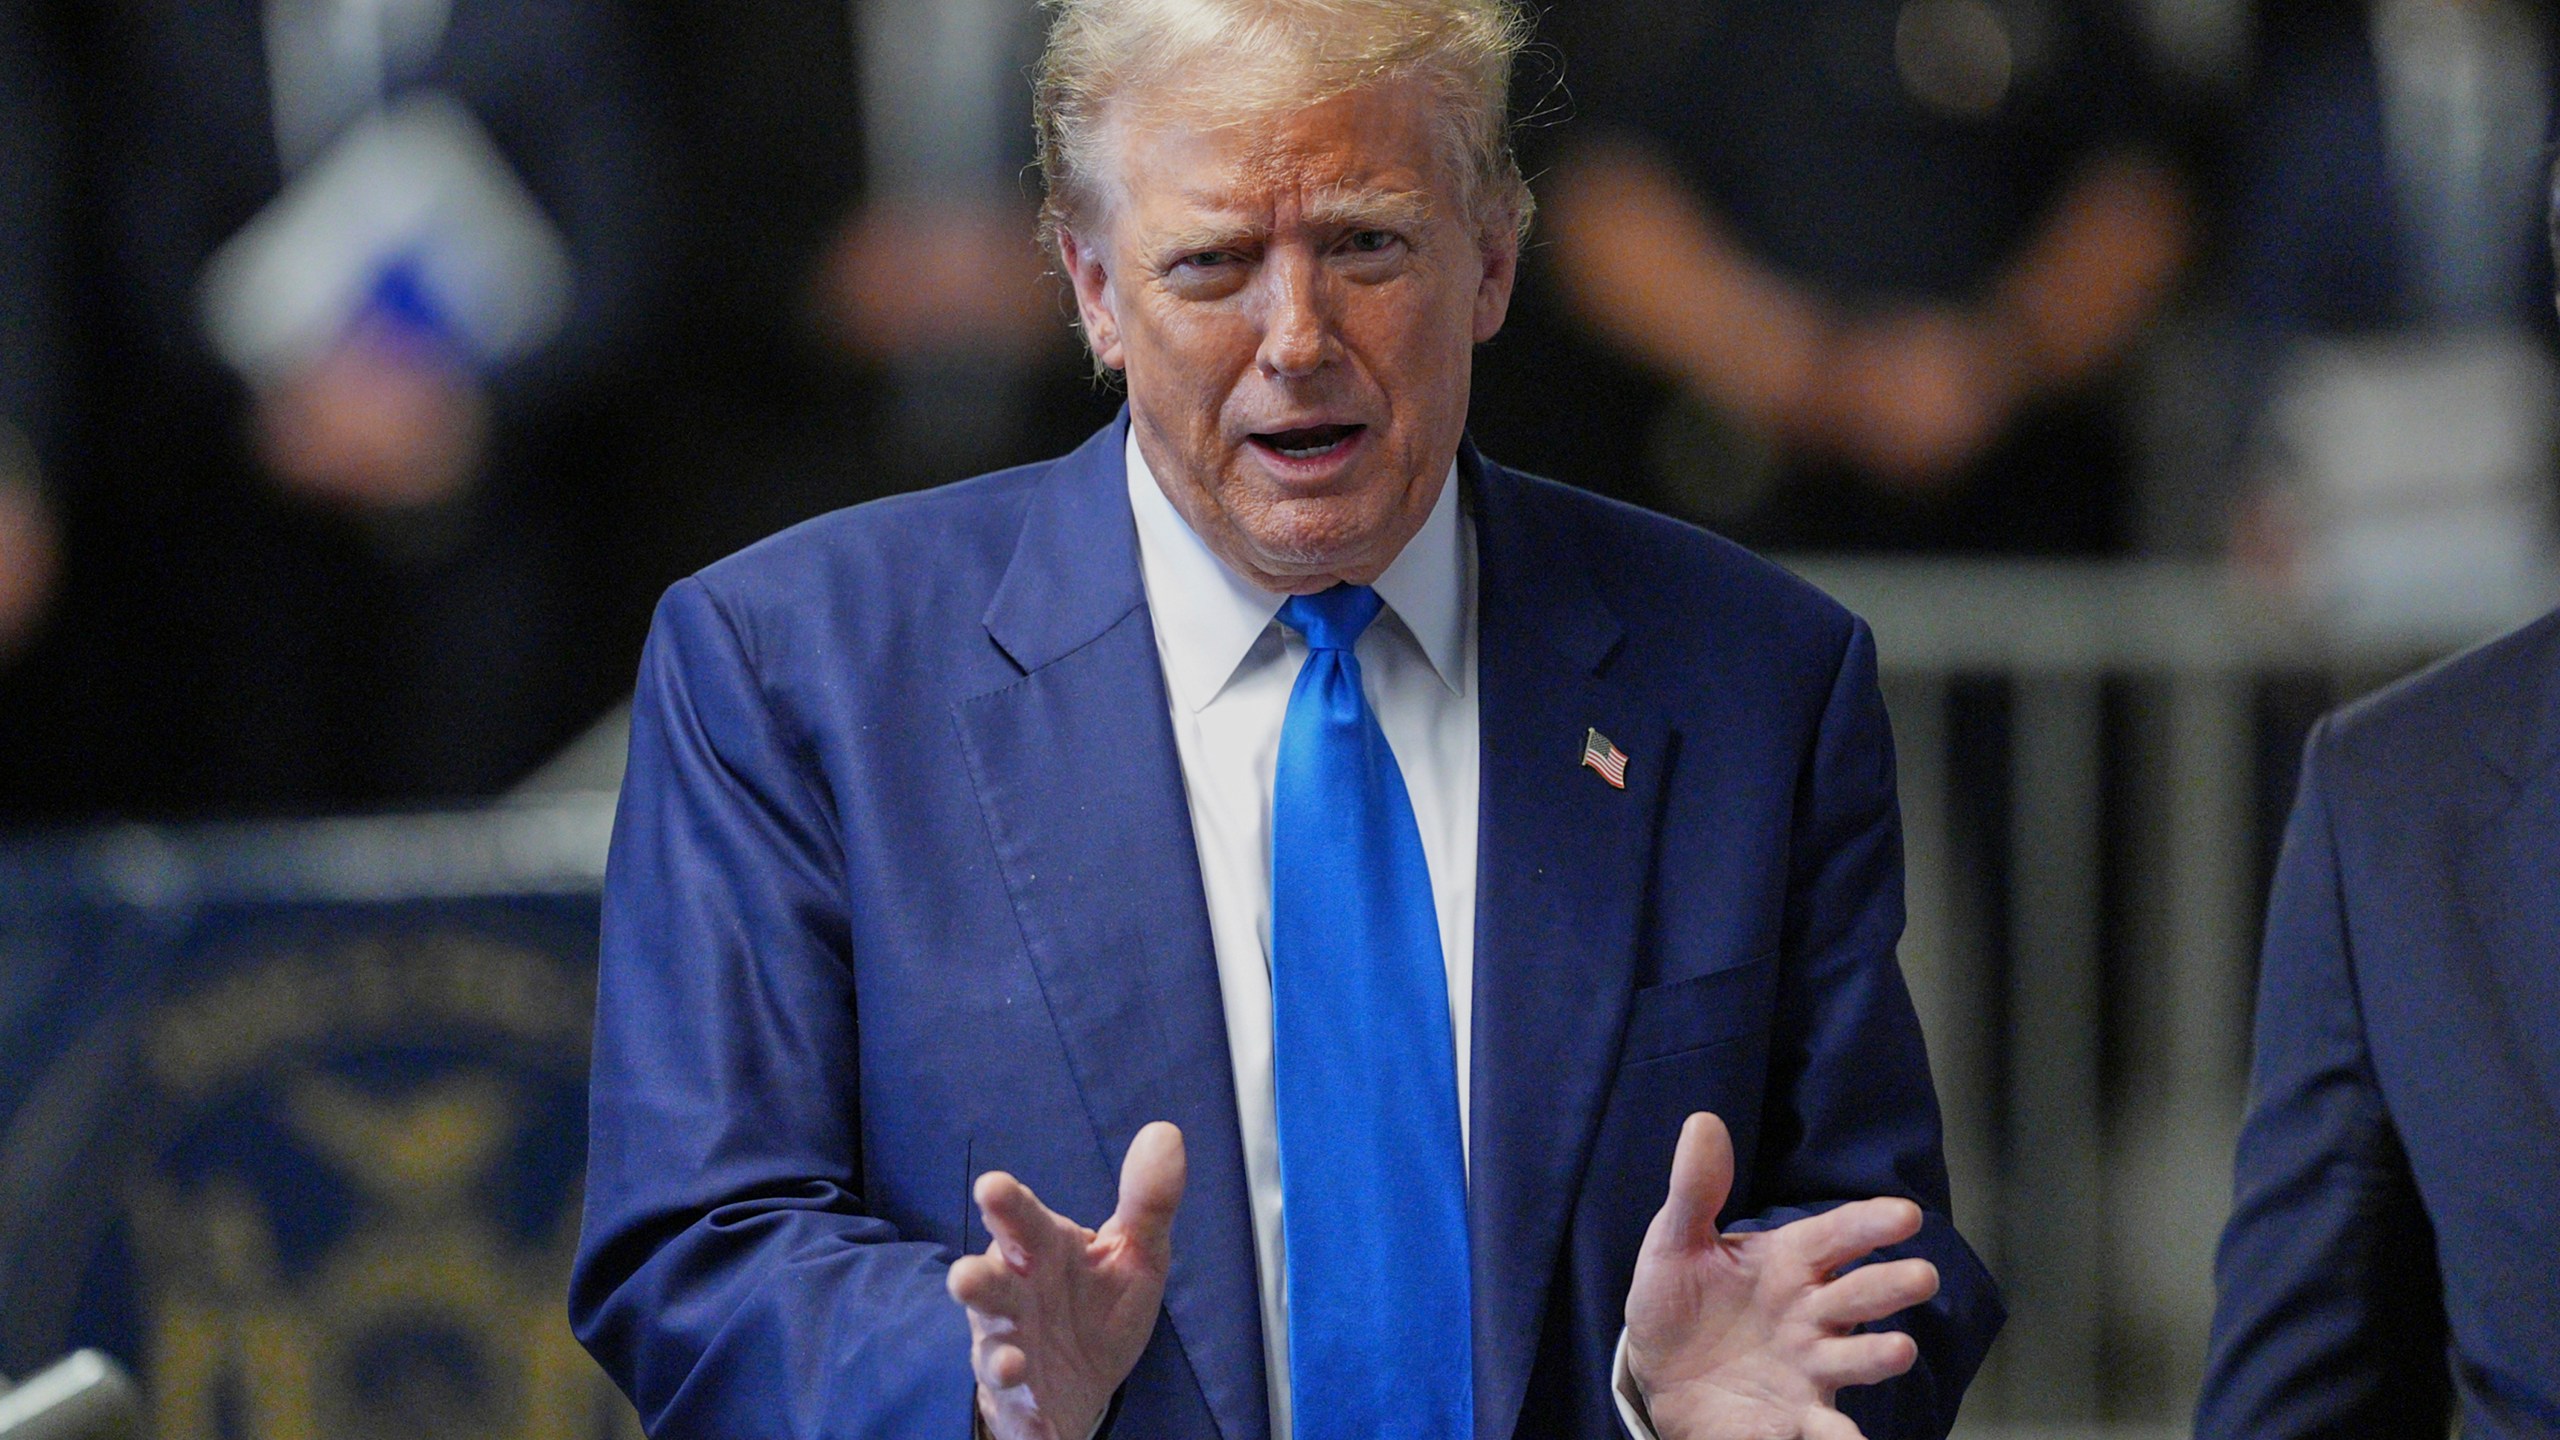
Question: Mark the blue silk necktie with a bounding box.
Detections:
[1271,584,1473,1440]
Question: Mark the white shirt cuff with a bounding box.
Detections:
[1611,1326,1662,1440]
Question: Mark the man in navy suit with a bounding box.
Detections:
[2196,605,2560,1432]
[570,2,2001,1436]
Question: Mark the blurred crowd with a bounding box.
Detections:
[0,0,2553,821]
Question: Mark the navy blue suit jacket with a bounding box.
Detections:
[570,418,2002,1439]
[2198,609,2560,1436]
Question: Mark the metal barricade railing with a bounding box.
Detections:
[1787,557,2525,1435]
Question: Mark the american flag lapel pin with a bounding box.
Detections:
[1581,727,1629,789]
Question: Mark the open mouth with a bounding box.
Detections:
[1248,423,1365,461]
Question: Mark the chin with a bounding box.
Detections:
[1234,505,1395,577]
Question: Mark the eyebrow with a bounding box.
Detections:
[1305,187,1436,232]
[1151,218,1261,258]
[1147,187,1439,258]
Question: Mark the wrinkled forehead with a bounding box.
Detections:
[1089,76,1459,239]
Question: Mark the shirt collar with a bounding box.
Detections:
[1125,430,1469,712]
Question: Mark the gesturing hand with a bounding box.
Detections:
[1625,1113,1940,1440]
[947,1121,1187,1440]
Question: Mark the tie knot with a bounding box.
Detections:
[1278,585,1383,652]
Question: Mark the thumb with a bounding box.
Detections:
[1658,1112,1736,1251]
[1107,1121,1187,1263]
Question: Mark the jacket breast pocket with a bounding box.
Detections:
[1618,951,1778,1067]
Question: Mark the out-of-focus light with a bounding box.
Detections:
[1896,0,2015,118]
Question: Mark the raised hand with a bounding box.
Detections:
[1820,308,2014,493]
[947,1121,1187,1440]
[1625,1113,1940,1440]
[252,323,488,513]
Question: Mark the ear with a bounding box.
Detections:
[1057,225,1128,371]
[1472,219,1520,344]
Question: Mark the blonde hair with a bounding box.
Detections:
[1033,0,1535,259]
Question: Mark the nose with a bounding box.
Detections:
[1255,249,1333,379]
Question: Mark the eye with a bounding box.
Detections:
[1343,230,1399,254]
[1159,244,1254,298]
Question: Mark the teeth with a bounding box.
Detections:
[1263,429,1351,459]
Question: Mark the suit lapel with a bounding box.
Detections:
[952,419,1268,1440]
[1466,455,1669,1440]
[2459,666,2560,1121]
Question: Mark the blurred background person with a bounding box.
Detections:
[0,0,659,820]
[2221,0,2560,634]
[600,0,1119,634]
[2229,0,2555,353]
[0,0,66,662]
[1533,0,2193,555]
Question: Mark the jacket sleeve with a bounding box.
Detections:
[2192,718,2453,1437]
[1735,615,2005,1439]
[570,576,975,1438]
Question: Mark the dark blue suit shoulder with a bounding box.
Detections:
[1485,465,1860,682]
[2318,606,2560,796]
[639,458,1067,724]
[688,460,1055,610]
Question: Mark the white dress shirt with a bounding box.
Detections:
[1125,435,1656,1440]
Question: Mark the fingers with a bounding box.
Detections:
[973,1169,1070,1272]
[1655,1112,1736,1251]
[978,1337,1032,1390]
[949,1170,1067,1322]
[949,1134,1181,1440]
[952,1126,1187,1317]
[951,1243,1046,1403]
[1809,1329,1920,1391]
[1785,1195,1924,1277]
[1106,1121,1187,1261]
[1807,1257,1939,1330]
[947,1246,1023,1313]
[950,1246,1033,1398]
[1802,1406,1869,1440]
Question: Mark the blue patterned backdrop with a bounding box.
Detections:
[0,802,641,1440]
